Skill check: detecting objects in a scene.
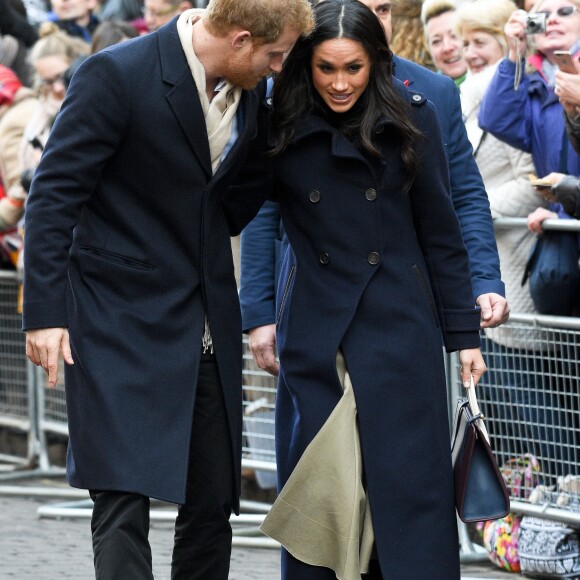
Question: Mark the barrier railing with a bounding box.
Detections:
[1,216,579,548]
[0,271,37,469]
[448,314,580,524]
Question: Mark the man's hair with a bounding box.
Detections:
[205,0,315,43]
[420,0,457,26]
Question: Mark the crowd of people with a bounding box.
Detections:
[1,0,579,578]
[0,0,206,272]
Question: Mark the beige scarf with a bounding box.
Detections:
[177,9,242,174]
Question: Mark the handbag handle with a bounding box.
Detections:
[465,375,490,444]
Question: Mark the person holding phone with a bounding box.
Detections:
[479,0,580,179]
[480,0,580,257]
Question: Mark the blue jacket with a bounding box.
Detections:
[479,57,580,179]
[240,56,503,331]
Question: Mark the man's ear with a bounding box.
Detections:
[231,30,252,50]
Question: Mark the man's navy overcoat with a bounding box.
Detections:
[22,19,263,506]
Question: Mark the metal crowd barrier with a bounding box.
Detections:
[1,215,579,551]
[449,314,580,524]
[0,271,37,470]
[29,337,279,485]
[0,299,279,545]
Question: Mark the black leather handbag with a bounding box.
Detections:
[451,378,510,523]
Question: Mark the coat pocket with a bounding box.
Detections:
[80,246,154,271]
[412,265,440,327]
[276,264,296,326]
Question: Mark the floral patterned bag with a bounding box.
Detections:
[518,485,580,579]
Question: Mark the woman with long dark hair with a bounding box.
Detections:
[236,1,486,577]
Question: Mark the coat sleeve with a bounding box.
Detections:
[410,100,481,352]
[479,58,533,153]
[239,200,281,332]
[22,51,130,330]
[442,76,504,299]
[393,59,504,299]
[223,100,274,237]
[565,112,580,157]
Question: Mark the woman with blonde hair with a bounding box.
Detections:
[421,0,467,84]
[479,0,580,318]
[479,0,580,183]
[464,0,579,474]
[22,23,89,171]
[456,0,539,300]
[455,0,564,465]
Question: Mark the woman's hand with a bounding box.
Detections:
[527,207,559,233]
[555,64,580,108]
[505,9,528,62]
[535,172,565,203]
[459,348,487,388]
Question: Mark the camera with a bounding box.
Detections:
[526,12,546,34]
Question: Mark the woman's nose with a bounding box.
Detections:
[332,74,348,91]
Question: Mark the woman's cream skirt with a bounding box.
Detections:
[260,352,374,580]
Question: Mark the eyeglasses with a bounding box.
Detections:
[536,6,579,19]
[40,73,66,89]
[142,4,178,18]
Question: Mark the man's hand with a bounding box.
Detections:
[476,293,510,328]
[248,324,279,376]
[26,327,74,388]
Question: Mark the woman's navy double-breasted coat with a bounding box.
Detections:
[254,90,482,578]
[22,19,264,506]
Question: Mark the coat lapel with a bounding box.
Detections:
[157,20,213,179]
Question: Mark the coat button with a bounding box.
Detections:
[365,188,377,201]
[309,190,321,203]
[319,252,330,265]
[412,94,422,102]
[367,252,380,265]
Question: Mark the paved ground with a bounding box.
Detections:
[0,475,515,579]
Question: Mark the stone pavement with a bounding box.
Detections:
[0,478,515,580]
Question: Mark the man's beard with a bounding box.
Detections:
[222,51,264,90]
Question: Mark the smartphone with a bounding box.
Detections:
[554,50,577,74]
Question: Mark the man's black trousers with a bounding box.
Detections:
[90,351,235,579]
